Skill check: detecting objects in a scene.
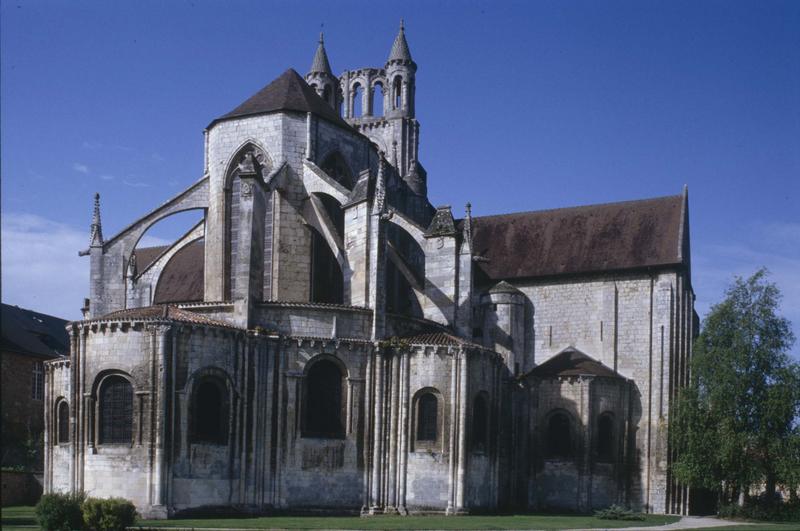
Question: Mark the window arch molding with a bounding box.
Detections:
[301,354,348,439]
[92,370,135,446]
[412,387,444,451]
[543,408,576,460]
[55,397,70,445]
[186,366,235,445]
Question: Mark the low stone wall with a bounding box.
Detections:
[1,470,42,506]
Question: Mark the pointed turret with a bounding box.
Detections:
[309,32,332,75]
[305,33,339,109]
[89,192,103,247]
[387,19,414,65]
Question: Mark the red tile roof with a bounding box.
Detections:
[398,331,488,350]
[97,305,240,329]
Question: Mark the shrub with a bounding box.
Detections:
[35,492,86,531]
[718,500,800,522]
[82,497,138,531]
[595,504,646,521]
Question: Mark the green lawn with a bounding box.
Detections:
[135,513,680,530]
[4,504,794,530]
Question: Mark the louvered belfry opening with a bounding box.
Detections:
[99,376,133,444]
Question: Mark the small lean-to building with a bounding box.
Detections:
[44,24,697,518]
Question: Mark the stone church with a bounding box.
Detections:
[43,24,697,518]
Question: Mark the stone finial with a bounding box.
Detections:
[127,252,137,278]
[373,157,387,215]
[464,202,473,246]
[89,192,104,247]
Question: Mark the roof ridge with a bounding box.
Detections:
[471,193,683,222]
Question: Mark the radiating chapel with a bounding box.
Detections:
[44,24,697,518]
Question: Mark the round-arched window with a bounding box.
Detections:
[303,359,344,438]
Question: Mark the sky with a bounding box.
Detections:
[2,1,799,357]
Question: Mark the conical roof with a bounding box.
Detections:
[209,69,350,129]
[309,33,332,75]
[387,20,413,63]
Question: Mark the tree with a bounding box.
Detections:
[671,269,800,505]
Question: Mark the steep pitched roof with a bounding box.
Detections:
[528,347,622,378]
[309,33,333,74]
[152,240,205,304]
[469,194,687,282]
[387,21,413,64]
[209,69,351,129]
[1,303,69,359]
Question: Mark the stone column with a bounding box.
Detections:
[385,353,400,512]
[455,349,469,513]
[446,351,458,514]
[397,351,410,514]
[234,160,268,328]
[369,348,385,513]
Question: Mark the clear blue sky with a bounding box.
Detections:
[2,1,798,356]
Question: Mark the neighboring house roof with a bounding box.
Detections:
[527,347,622,379]
[469,194,688,282]
[98,305,239,329]
[208,68,352,130]
[1,303,69,359]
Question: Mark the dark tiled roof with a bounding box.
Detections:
[209,69,352,130]
[152,240,204,304]
[133,245,169,274]
[1,303,69,359]
[528,348,621,378]
[99,305,240,329]
[469,194,687,281]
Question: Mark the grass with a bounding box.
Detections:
[134,513,680,530]
[1,505,37,530]
[4,504,791,530]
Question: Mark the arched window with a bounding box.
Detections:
[392,76,402,109]
[352,83,363,117]
[57,401,70,444]
[546,412,572,459]
[472,393,489,452]
[303,359,344,438]
[99,376,133,445]
[372,82,384,116]
[322,85,333,107]
[597,413,614,462]
[192,378,228,444]
[416,392,438,442]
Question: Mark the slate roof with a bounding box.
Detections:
[310,34,333,74]
[1,303,69,359]
[527,347,622,379]
[98,305,240,329]
[469,193,688,282]
[388,22,413,63]
[132,240,205,304]
[209,69,351,129]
